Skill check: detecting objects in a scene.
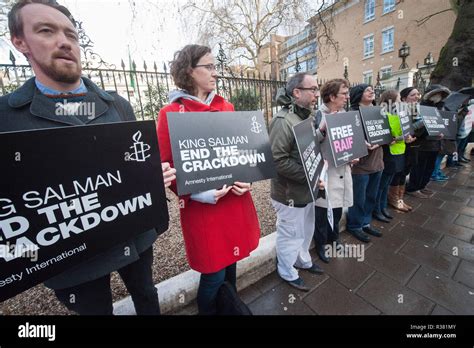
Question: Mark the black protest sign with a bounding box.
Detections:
[397,109,414,137]
[324,111,368,167]
[292,118,325,201]
[439,110,458,140]
[167,111,276,195]
[359,106,393,145]
[0,121,168,302]
[419,105,448,137]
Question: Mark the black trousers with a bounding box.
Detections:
[314,206,343,249]
[54,247,160,315]
[406,150,438,192]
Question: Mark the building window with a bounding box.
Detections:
[286,52,296,63]
[363,71,373,85]
[364,0,375,22]
[286,43,317,64]
[381,27,394,53]
[363,34,374,58]
[297,43,317,58]
[380,66,392,79]
[307,57,317,71]
[383,0,396,14]
[284,27,311,49]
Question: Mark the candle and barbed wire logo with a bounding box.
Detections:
[354,114,361,127]
[250,116,263,134]
[129,131,151,162]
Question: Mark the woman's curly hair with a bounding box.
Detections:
[170,45,212,95]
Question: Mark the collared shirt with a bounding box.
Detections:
[34,78,87,95]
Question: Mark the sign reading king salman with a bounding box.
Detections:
[0,121,168,302]
[359,106,393,145]
[419,105,449,137]
[167,111,276,195]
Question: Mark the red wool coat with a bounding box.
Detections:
[156,95,261,274]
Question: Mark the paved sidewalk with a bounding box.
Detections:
[176,156,474,315]
[243,158,474,315]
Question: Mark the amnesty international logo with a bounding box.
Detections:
[250,116,263,134]
[129,131,151,162]
[354,114,361,127]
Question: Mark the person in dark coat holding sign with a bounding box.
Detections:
[406,85,449,198]
[268,73,324,292]
[346,84,384,243]
[156,45,260,315]
[0,0,176,315]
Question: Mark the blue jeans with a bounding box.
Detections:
[375,171,395,214]
[197,263,237,315]
[432,154,444,176]
[347,171,382,230]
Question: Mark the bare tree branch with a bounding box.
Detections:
[416,8,453,26]
[181,0,307,68]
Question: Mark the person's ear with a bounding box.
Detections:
[293,89,301,100]
[11,36,29,56]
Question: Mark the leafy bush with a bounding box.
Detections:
[230,88,260,111]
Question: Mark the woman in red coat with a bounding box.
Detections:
[156,45,260,315]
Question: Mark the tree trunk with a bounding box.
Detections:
[430,0,474,90]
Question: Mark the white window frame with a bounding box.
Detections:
[383,0,396,14]
[363,34,375,59]
[364,0,375,22]
[363,70,373,85]
[381,26,394,54]
[380,65,393,79]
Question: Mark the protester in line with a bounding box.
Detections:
[387,87,420,211]
[406,85,450,198]
[313,79,354,263]
[1,0,176,315]
[156,45,260,314]
[446,95,473,168]
[374,90,415,222]
[269,72,324,292]
[346,84,383,243]
[431,92,470,179]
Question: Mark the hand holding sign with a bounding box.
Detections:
[365,140,380,151]
[232,182,252,196]
[161,162,177,188]
[215,185,233,202]
[405,135,416,144]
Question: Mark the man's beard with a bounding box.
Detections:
[38,58,82,84]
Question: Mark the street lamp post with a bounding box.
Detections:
[343,65,349,81]
[295,53,301,73]
[424,52,435,70]
[374,72,385,100]
[398,41,410,70]
[413,52,436,95]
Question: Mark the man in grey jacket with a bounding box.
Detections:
[1,0,175,314]
[269,73,324,291]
